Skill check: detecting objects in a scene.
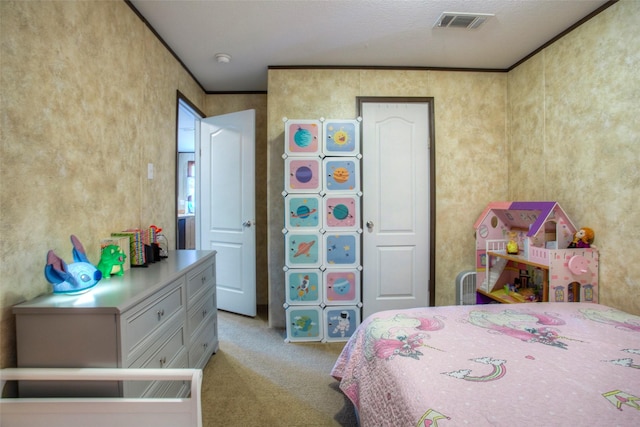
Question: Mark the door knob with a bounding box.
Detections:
[243,220,253,228]
[366,221,374,229]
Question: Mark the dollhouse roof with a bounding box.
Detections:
[474,201,576,237]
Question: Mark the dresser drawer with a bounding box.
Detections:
[188,321,217,369]
[158,350,190,398]
[125,322,186,397]
[122,279,185,358]
[186,260,215,303]
[187,289,215,340]
[135,325,185,370]
[143,350,189,398]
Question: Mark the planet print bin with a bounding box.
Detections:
[323,195,360,231]
[285,231,322,268]
[285,306,324,342]
[285,157,322,193]
[285,119,322,157]
[286,195,321,229]
[324,269,360,305]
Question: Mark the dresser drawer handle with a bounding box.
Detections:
[201,276,206,284]
[157,309,165,320]
[202,309,208,317]
[159,356,167,367]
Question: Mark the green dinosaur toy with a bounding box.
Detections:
[98,245,127,278]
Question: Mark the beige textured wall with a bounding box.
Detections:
[267,69,508,327]
[202,94,269,304]
[508,0,640,314]
[0,1,205,367]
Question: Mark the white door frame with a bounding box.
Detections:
[176,93,205,249]
[357,97,436,307]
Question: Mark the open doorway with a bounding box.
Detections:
[176,93,204,249]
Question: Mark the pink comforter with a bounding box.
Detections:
[331,302,640,426]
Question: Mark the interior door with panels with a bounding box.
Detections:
[360,99,434,318]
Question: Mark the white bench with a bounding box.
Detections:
[0,368,202,427]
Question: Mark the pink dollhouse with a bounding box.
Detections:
[474,201,598,304]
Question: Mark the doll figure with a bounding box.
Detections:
[568,227,594,248]
[507,231,519,254]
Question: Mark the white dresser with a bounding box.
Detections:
[13,250,217,398]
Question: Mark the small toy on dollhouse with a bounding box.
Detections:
[474,202,598,304]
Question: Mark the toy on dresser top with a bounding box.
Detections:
[98,244,127,278]
[44,235,102,294]
[568,227,595,248]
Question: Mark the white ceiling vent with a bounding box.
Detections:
[434,12,494,30]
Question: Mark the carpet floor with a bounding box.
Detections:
[200,307,358,427]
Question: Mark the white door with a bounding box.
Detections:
[199,109,256,317]
[361,102,431,318]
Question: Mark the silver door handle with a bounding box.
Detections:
[243,220,253,228]
[366,221,374,229]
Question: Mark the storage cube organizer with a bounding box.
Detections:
[283,117,363,342]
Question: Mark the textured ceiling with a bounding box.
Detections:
[129,0,611,92]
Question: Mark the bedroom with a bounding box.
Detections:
[0,0,638,421]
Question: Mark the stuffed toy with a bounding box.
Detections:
[44,235,102,294]
[568,227,595,248]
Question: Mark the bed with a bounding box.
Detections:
[331,302,640,426]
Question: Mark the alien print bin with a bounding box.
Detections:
[323,306,360,342]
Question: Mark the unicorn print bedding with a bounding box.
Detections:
[331,302,640,426]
